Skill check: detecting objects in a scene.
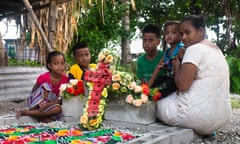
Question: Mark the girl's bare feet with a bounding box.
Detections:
[15,109,29,119]
[16,110,22,119]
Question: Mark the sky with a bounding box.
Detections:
[0,19,20,40]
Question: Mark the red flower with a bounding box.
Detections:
[67,87,75,95]
[97,136,111,143]
[93,83,104,92]
[84,70,94,81]
[152,91,162,101]
[88,99,100,107]
[90,91,102,100]
[121,133,136,141]
[142,83,150,95]
[87,107,99,117]
[77,80,84,87]
[98,62,107,69]
[75,81,85,95]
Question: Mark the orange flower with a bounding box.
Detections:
[89,118,98,126]
[112,82,120,90]
[105,55,113,63]
[57,130,68,136]
[71,129,83,136]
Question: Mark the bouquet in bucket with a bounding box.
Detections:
[59,79,85,99]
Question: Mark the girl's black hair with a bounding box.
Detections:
[162,20,180,50]
[180,15,205,30]
[46,51,65,70]
[142,24,160,38]
[72,42,88,56]
[163,20,180,32]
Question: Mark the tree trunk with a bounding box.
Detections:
[121,0,131,64]
[0,34,7,66]
[23,0,53,52]
[48,0,57,49]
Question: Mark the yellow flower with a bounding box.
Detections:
[103,49,110,55]
[101,88,108,98]
[114,131,121,136]
[98,52,105,61]
[80,115,88,124]
[126,94,134,104]
[112,73,121,81]
[57,130,68,136]
[98,104,105,112]
[7,135,19,140]
[141,94,148,103]
[112,82,120,90]
[133,99,143,107]
[100,99,106,105]
[71,140,92,144]
[105,55,113,63]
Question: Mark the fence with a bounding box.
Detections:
[2,39,45,66]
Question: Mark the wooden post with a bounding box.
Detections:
[23,0,53,52]
[48,0,57,49]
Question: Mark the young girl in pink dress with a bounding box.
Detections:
[16,51,69,122]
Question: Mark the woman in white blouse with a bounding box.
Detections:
[156,15,232,135]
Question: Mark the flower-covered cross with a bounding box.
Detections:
[80,49,114,130]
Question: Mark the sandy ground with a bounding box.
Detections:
[0,100,28,115]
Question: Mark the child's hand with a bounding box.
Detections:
[172,56,180,68]
[157,62,164,69]
[39,101,48,111]
[178,48,185,61]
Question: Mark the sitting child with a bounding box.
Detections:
[16,51,69,122]
[148,21,184,97]
[68,42,96,80]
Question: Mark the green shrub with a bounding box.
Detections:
[8,58,41,67]
[226,56,240,95]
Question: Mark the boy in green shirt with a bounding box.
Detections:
[137,24,165,84]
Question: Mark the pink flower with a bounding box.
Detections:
[133,99,143,107]
[125,94,134,104]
